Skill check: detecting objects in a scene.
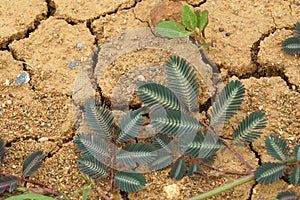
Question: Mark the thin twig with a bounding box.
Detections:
[97,186,113,200]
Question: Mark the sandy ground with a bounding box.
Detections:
[0,0,299,199]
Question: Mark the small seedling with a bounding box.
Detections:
[156,4,209,46]
[282,22,300,55]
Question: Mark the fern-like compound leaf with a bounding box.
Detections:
[254,162,286,184]
[282,37,300,55]
[180,132,204,157]
[265,135,290,161]
[0,138,4,162]
[22,151,44,178]
[197,132,221,158]
[77,156,108,179]
[188,163,202,178]
[150,109,203,137]
[74,133,110,162]
[84,98,114,140]
[152,134,173,154]
[276,190,297,200]
[294,144,300,161]
[200,153,217,165]
[233,112,267,145]
[170,158,186,180]
[0,175,19,193]
[116,107,147,144]
[165,56,199,112]
[114,170,146,193]
[148,152,172,171]
[289,167,300,186]
[116,143,157,168]
[209,80,245,126]
[136,82,182,111]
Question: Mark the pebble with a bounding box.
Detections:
[77,43,83,50]
[68,61,80,69]
[219,27,224,32]
[225,32,231,37]
[6,100,12,105]
[14,71,30,86]
[38,137,49,142]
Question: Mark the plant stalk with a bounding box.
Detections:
[188,174,255,200]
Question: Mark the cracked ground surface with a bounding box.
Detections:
[0,0,299,199]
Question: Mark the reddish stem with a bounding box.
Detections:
[97,186,113,200]
[0,171,60,196]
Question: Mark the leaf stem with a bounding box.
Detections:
[0,171,60,196]
[207,126,254,170]
[196,161,254,175]
[188,174,255,200]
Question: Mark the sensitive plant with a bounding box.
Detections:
[74,55,300,199]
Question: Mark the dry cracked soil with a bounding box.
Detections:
[0,0,300,199]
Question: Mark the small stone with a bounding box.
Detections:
[296,2,300,6]
[137,75,145,81]
[219,27,224,32]
[69,61,80,69]
[77,43,83,50]
[6,100,12,105]
[14,71,30,86]
[225,32,231,36]
[38,137,49,142]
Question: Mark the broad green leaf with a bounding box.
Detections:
[188,163,202,178]
[233,112,267,145]
[265,135,289,161]
[0,138,4,162]
[209,80,245,126]
[82,185,91,200]
[276,190,297,200]
[116,143,157,167]
[152,134,173,154]
[294,144,300,161]
[0,175,19,193]
[282,37,300,55]
[114,170,146,193]
[74,133,110,162]
[289,166,300,186]
[22,151,44,178]
[165,56,199,112]
[195,10,209,33]
[136,82,182,111]
[254,162,286,184]
[116,107,147,144]
[170,158,186,180]
[156,21,194,38]
[148,153,172,171]
[84,98,114,140]
[182,4,197,29]
[77,156,108,179]
[5,193,56,200]
[150,109,203,137]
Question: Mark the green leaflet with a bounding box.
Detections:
[265,135,290,161]
[114,170,146,193]
[276,190,297,200]
[156,21,194,39]
[77,156,108,180]
[22,151,44,178]
[233,112,267,145]
[116,107,147,144]
[152,134,173,154]
[116,143,157,168]
[282,37,300,55]
[150,109,203,137]
[136,82,182,111]
[294,144,300,161]
[165,56,199,112]
[254,162,286,184]
[182,4,197,29]
[209,80,245,126]
[188,163,202,178]
[74,133,111,162]
[195,10,209,33]
[170,158,186,180]
[289,167,300,186]
[84,98,114,140]
[148,153,172,171]
[0,175,19,193]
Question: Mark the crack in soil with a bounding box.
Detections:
[247,143,261,200]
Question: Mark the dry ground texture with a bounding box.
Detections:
[0,0,300,199]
